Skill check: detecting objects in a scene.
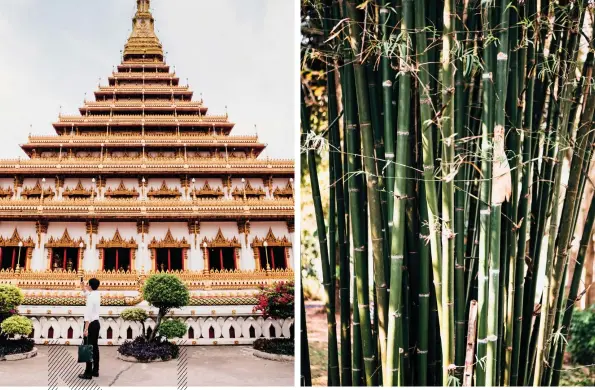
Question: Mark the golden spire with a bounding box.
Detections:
[123,0,163,61]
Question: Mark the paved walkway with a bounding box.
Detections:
[0,345,294,387]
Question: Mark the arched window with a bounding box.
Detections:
[188,327,195,339]
[208,326,215,339]
[67,327,74,339]
[229,327,236,339]
[48,326,54,339]
[107,327,113,339]
[248,325,255,338]
[127,327,133,339]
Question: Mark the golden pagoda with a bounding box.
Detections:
[0,0,294,345]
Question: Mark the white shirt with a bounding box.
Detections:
[84,290,100,322]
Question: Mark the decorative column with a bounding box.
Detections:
[55,176,64,200]
[263,176,273,199]
[13,176,23,200]
[180,176,190,200]
[85,220,98,270]
[222,175,231,199]
[96,177,106,199]
[137,220,150,271]
[237,219,250,270]
[34,221,48,270]
[202,242,209,274]
[187,220,200,271]
[286,220,294,270]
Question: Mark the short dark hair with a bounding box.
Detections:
[88,278,100,290]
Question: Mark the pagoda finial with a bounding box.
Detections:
[137,0,150,13]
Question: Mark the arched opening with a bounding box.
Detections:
[147,326,153,337]
[188,327,195,339]
[270,326,276,338]
[29,329,35,338]
[208,326,215,339]
[107,327,113,339]
[127,327,133,339]
[290,324,294,339]
[229,327,236,339]
[67,327,74,339]
[48,326,54,339]
[248,325,255,338]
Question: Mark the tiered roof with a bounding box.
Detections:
[15,0,290,173]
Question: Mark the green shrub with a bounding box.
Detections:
[567,305,595,365]
[158,319,187,339]
[142,274,189,341]
[0,285,24,313]
[1,315,33,337]
[121,308,148,323]
[253,338,294,356]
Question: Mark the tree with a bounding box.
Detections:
[1,316,32,338]
[120,308,149,339]
[142,274,189,341]
[158,319,187,340]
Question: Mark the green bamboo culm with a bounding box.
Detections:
[342,29,377,386]
[301,282,312,387]
[302,87,340,387]
[345,1,389,381]
[386,0,412,384]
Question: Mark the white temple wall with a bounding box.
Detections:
[0,221,36,239]
[0,178,13,190]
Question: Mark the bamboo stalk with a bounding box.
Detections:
[301,283,312,387]
[386,0,412,384]
[414,0,443,337]
[303,88,341,386]
[341,37,377,385]
[344,4,389,379]
[418,179,430,386]
[463,300,478,387]
[441,0,456,384]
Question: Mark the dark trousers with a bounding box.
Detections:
[83,320,100,375]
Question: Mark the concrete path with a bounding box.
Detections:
[0,345,294,387]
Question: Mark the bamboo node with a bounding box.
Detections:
[382,80,393,87]
[477,338,488,344]
[497,52,509,61]
[487,335,498,342]
[397,131,409,136]
[418,293,430,297]
[391,255,404,260]
[379,7,389,14]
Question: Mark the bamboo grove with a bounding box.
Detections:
[301,0,595,386]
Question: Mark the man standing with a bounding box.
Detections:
[79,278,101,379]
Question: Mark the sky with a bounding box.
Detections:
[0,0,295,159]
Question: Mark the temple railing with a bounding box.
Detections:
[26,134,261,144]
[0,198,294,207]
[97,85,190,91]
[56,114,229,123]
[0,268,293,291]
[0,157,294,167]
[84,99,204,106]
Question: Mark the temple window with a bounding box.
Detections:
[97,229,137,272]
[0,246,26,271]
[251,228,292,271]
[103,248,132,272]
[148,229,190,271]
[155,248,183,271]
[45,229,86,271]
[0,229,35,271]
[201,229,241,272]
[258,246,288,270]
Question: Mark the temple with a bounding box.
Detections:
[0,0,294,345]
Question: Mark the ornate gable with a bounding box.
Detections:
[22,180,55,198]
[0,186,14,198]
[273,180,294,198]
[201,228,241,248]
[192,181,224,198]
[105,180,139,197]
[63,179,93,197]
[231,180,266,199]
[148,228,190,248]
[45,229,86,248]
[96,229,138,249]
[0,228,35,248]
[147,180,182,198]
[251,228,292,247]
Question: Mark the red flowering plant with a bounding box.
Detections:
[253,281,294,320]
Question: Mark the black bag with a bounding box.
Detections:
[78,339,93,364]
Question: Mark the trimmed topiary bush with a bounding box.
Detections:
[158,319,187,339]
[253,338,294,356]
[1,315,32,337]
[142,273,190,341]
[118,336,179,362]
[121,308,149,339]
[0,338,34,357]
[567,305,595,365]
[0,285,25,344]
